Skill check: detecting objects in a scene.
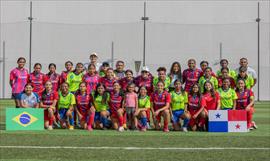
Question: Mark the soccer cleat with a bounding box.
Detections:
[163,128,169,132]
[147,123,151,129]
[69,125,74,130]
[118,126,124,132]
[182,127,188,132]
[252,121,258,129]
[48,125,53,130]
[87,125,93,131]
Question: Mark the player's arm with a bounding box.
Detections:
[155,102,170,115]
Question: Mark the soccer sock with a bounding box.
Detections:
[69,115,74,126]
[199,117,205,127]
[49,116,54,126]
[87,113,94,127]
[164,120,168,129]
[183,118,190,128]
[140,117,147,127]
[123,112,127,124]
[16,106,20,108]
[118,115,124,127]
[247,111,253,128]
[146,110,151,123]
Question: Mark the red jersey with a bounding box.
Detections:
[60,71,69,84]
[29,72,47,96]
[236,89,254,110]
[109,91,124,114]
[134,75,153,96]
[75,93,92,114]
[46,73,60,92]
[218,76,236,89]
[188,95,206,111]
[41,91,59,106]
[83,73,100,94]
[119,77,134,91]
[203,92,220,111]
[99,77,116,93]
[150,90,171,111]
[182,68,202,92]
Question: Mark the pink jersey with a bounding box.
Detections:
[29,72,46,96]
[125,92,137,108]
[99,77,116,93]
[182,68,202,92]
[9,68,29,94]
[46,73,60,92]
[83,73,100,94]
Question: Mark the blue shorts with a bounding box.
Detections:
[59,108,74,120]
[94,110,110,122]
[172,110,185,123]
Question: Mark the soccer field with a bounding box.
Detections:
[0,100,269,161]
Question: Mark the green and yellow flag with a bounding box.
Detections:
[6,108,44,130]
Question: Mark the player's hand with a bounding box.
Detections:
[154,110,160,116]
[246,106,251,111]
[193,114,198,119]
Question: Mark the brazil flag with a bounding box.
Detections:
[6,108,44,130]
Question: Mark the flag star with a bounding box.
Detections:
[215,113,221,119]
[235,124,241,129]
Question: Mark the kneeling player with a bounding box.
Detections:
[40,81,58,130]
[75,82,95,131]
[109,82,125,131]
[150,81,171,132]
[170,80,190,132]
[188,83,207,131]
[92,83,111,129]
[58,82,76,130]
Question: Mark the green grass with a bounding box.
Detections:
[0,100,270,161]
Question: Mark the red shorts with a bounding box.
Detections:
[189,109,200,127]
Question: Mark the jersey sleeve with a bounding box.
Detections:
[54,92,59,100]
[215,92,220,101]
[66,73,72,86]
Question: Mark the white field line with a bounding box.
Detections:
[0,146,269,150]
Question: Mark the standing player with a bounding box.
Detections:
[216,59,236,78]
[169,79,190,132]
[75,82,95,131]
[92,83,111,129]
[19,83,40,108]
[199,61,216,77]
[40,81,58,130]
[46,63,60,92]
[28,63,47,98]
[10,57,29,108]
[202,81,220,130]
[153,67,171,91]
[217,67,236,89]
[57,82,76,130]
[168,62,182,92]
[198,67,218,93]
[182,59,202,93]
[83,64,100,95]
[187,83,206,131]
[218,78,238,110]
[99,62,110,77]
[235,66,254,90]
[114,60,126,80]
[66,63,84,94]
[123,83,138,130]
[150,81,171,132]
[135,86,151,131]
[60,61,73,84]
[119,69,135,92]
[235,79,257,130]
[109,82,125,131]
[99,68,117,93]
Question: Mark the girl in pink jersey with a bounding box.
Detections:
[46,63,60,92]
[60,61,73,84]
[123,83,138,130]
[10,57,29,108]
[28,63,47,99]
[83,64,100,95]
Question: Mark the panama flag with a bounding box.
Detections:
[208,110,248,132]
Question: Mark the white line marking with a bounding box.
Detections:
[0,146,269,150]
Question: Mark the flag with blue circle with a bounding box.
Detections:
[208,110,247,132]
[6,108,44,130]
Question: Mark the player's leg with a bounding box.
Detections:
[161,109,170,132]
[59,109,67,129]
[117,108,124,131]
[139,110,147,131]
[146,109,151,129]
[66,109,74,130]
[47,107,55,130]
[198,110,206,131]
[180,111,190,132]
[100,110,110,129]
[172,110,181,131]
[86,107,95,131]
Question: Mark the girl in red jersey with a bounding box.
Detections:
[60,61,73,84]
[188,83,206,131]
[75,82,95,131]
[46,63,60,92]
[40,81,59,130]
[235,79,256,130]
[109,82,125,132]
[83,64,100,95]
[217,67,236,89]
[99,68,117,93]
[119,70,135,92]
[202,81,220,131]
[150,81,171,132]
[28,63,47,98]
